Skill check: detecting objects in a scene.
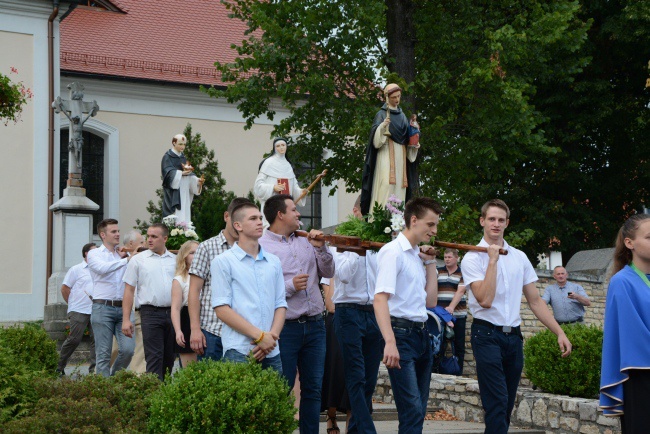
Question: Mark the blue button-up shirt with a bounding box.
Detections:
[210,243,287,357]
[541,281,588,323]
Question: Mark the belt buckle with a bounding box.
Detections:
[502,326,512,334]
[298,316,307,324]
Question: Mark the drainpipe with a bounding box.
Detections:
[46,0,60,303]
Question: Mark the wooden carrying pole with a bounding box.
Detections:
[296,169,327,203]
[294,231,508,256]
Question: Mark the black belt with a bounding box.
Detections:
[558,318,583,325]
[336,303,374,312]
[473,318,520,335]
[93,299,122,307]
[286,313,324,323]
[391,316,426,329]
[140,304,171,311]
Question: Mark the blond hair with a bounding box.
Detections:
[175,240,199,278]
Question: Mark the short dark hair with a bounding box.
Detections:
[403,197,444,228]
[150,222,169,237]
[231,202,260,227]
[264,194,293,225]
[227,197,254,217]
[82,243,96,259]
[480,199,510,219]
[97,218,118,235]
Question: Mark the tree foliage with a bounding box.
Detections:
[135,123,236,240]
[209,0,650,259]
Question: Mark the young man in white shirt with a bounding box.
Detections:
[87,218,135,377]
[211,202,287,372]
[332,198,381,434]
[374,197,442,434]
[57,242,97,375]
[462,199,572,434]
[122,223,176,381]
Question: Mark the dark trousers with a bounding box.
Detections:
[334,306,382,434]
[471,322,523,434]
[58,311,95,373]
[387,324,432,434]
[198,329,223,361]
[279,318,326,434]
[140,306,176,381]
[622,369,650,434]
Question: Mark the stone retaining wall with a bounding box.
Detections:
[373,370,621,434]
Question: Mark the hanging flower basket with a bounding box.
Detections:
[0,67,33,126]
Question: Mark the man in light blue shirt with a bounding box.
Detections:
[211,202,287,372]
[542,266,590,324]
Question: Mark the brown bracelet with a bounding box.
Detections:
[253,331,265,344]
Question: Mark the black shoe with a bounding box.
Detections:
[56,369,65,377]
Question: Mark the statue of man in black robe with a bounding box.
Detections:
[161,134,203,224]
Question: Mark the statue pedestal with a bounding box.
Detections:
[45,187,99,338]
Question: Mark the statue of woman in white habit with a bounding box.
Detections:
[254,137,306,227]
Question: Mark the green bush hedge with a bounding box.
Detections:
[0,323,58,374]
[524,324,603,398]
[3,370,161,433]
[148,360,298,433]
[0,350,39,423]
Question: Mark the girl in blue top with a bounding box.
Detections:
[600,213,650,434]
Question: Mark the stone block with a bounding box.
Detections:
[579,424,601,434]
[517,399,532,423]
[562,398,583,413]
[450,394,460,402]
[532,399,548,426]
[560,416,580,432]
[597,415,620,427]
[579,401,598,421]
[461,395,479,406]
[548,410,560,428]
[455,406,466,421]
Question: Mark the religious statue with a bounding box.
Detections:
[254,137,306,227]
[161,134,204,225]
[53,82,99,189]
[360,83,421,216]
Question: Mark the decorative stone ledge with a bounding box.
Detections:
[373,369,621,433]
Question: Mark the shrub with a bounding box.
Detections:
[0,323,58,374]
[148,360,298,433]
[524,324,603,398]
[3,397,119,434]
[27,370,161,433]
[0,350,39,423]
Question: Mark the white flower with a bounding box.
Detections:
[170,228,179,237]
[185,229,197,239]
[162,215,177,225]
[384,227,391,234]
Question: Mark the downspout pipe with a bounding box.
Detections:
[46,0,60,303]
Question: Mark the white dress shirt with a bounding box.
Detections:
[375,233,428,322]
[62,261,94,314]
[331,247,377,305]
[87,244,129,300]
[123,249,176,307]
[462,238,538,327]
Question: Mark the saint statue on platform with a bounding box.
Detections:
[254,138,306,227]
[360,83,421,216]
[161,134,204,225]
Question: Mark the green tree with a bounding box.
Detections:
[209,0,648,258]
[135,123,236,240]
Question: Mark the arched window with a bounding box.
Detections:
[59,129,105,233]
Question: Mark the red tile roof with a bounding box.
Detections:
[60,1,251,86]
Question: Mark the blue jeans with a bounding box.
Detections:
[334,306,382,434]
[91,304,135,377]
[387,324,432,434]
[197,329,223,362]
[279,318,326,434]
[471,322,523,434]
[223,349,283,374]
